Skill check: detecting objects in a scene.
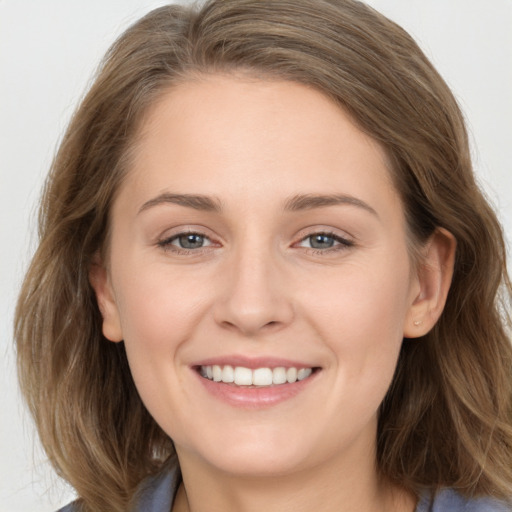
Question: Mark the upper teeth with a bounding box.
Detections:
[200,365,313,386]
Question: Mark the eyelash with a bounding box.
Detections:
[157,230,354,256]
[157,231,214,255]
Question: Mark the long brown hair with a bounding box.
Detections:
[15,1,512,510]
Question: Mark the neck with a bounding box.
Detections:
[172,445,417,512]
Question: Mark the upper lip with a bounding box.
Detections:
[192,355,318,370]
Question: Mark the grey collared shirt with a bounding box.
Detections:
[58,459,510,512]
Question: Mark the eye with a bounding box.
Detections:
[159,232,213,251]
[297,232,353,251]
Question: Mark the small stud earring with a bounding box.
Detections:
[413,320,422,326]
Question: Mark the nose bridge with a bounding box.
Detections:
[214,233,293,335]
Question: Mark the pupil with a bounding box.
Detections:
[311,234,334,249]
[180,234,204,249]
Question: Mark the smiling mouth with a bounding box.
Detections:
[198,365,318,387]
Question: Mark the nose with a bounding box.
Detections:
[213,245,295,337]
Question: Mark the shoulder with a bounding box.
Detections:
[416,488,511,512]
[130,455,181,511]
[55,455,181,512]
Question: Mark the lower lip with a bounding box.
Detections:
[195,370,320,409]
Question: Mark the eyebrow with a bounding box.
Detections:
[138,193,223,214]
[283,193,378,216]
[138,192,377,217]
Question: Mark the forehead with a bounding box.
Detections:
[118,75,398,217]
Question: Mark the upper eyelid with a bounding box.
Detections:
[158,225,216,241]
[157,227,351,238]
[293,226,354,243]
[299,232,351,242]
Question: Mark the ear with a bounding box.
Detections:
[89,255,123,342]
[403,228,456,338]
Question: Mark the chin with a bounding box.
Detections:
[180,429,317,478]
[205,450,311,478]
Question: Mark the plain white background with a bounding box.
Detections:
[1,1,511,510]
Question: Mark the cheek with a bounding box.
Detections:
[305,253,412,341]
[112,262,213,361]
[305,255,412,392]
[111,264,213,425]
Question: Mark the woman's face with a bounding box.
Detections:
[94,76,425,477]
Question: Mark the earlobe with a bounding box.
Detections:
[89,256,123,342]
[404,228,456,338]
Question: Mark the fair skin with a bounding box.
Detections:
[91,75,455,512]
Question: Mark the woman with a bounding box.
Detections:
[14,1,512,511]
